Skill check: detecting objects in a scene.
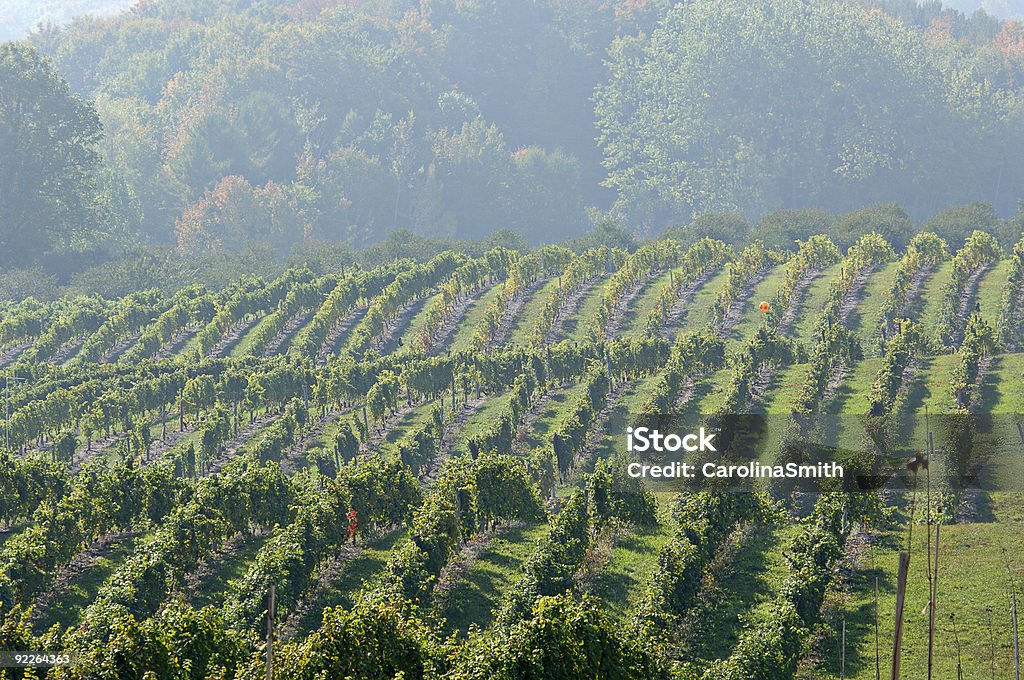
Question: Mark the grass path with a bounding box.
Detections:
[436,523,551,635]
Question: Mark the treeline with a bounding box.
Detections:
[4,0,1024,279]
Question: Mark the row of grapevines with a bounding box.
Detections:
[951,315,997,407]
[706,494,856,679]
[875,232,948,346]
[792,233,898,412]
[0,457,181,613]
[415,248,516,352]
[643,238,732,336]
[14,296,110,366]
[83,455,294,620]
[195,269,316,358]
[997,233,1024,347]
[589,241,682,341]
[934,230,1001,348]
[74,290,169,364]
[495,459,657,625]
[292,261,409,360]
[243,275,336,356]
[708,242,778,333]
[224,456,420,629]
[632,492,762,637]
[760,235,841,333]
[346,252,465,356]
[369,454,543,605]
[469,245,573,350]
[526,246,624,347]
[121,285,218,362]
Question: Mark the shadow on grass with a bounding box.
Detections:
[817,532,898,678]
[295,530,404,636]
[439,524,544,635]
[679,524,782,664]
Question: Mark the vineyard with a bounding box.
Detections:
[1,229,1023,680]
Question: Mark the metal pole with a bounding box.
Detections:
[875,577,881,680]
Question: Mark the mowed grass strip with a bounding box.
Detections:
[845,261,900,343]
[725,262,791,351]
[619,270,673,338]
[447,281,506,352]
[562,276,612,343]
[917,260,955,337]
[791,261,844,344]
[437,522,550,635]
[294,529,409,636]
[505,276,560,346]
[677,267,732,333]
[975,258,1012,329]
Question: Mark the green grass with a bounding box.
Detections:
[725,262,791,351]
[229,312,274,357]
[791,262,844,344]
[448,282,506,352]
[294,529,408,636]
[678,267,732,333]
[449,390,512,457]
[757,362,811,415]
[845,262,901,341]
[561,276,611,343]
[379,400,439,453]
[33,533,141,633]
[589,522,674,621]
[684,366,734,414]
[505,277,559,346]
[436,523,550,634]
[681,523,801,668]
[918,261,955,340]
[191,533,272,608]
[975,258,1012,329]
[826,358,883,416]
[620,270,673,338]
[520,382,588,452]
[816,510,1024,680]
[395,291,441,350]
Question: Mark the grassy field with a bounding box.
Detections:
[791,262,844,343]
[435,523,551,634]
[825,503,1024,680]
[725,262,791,351]
[845,261,901,342]
[679,266,732,332]
[505,276,559,346]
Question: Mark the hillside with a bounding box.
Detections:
[0,228,1022,678]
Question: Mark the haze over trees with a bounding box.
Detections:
[2,0,1024,287]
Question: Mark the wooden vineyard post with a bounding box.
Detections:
[266,584,276,680]
[891,551,910,680]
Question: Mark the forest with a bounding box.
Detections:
[3,0,1024,291]
[4,0,1024,679]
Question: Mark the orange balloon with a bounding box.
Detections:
[758,301,771,313]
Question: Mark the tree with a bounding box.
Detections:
[922,201,1002,251]
[0,43,105,266]
[595,0,1019,227]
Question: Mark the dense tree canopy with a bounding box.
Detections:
[0,0,1022,277]
[0,43,105,266]
[595,0,1024,229]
